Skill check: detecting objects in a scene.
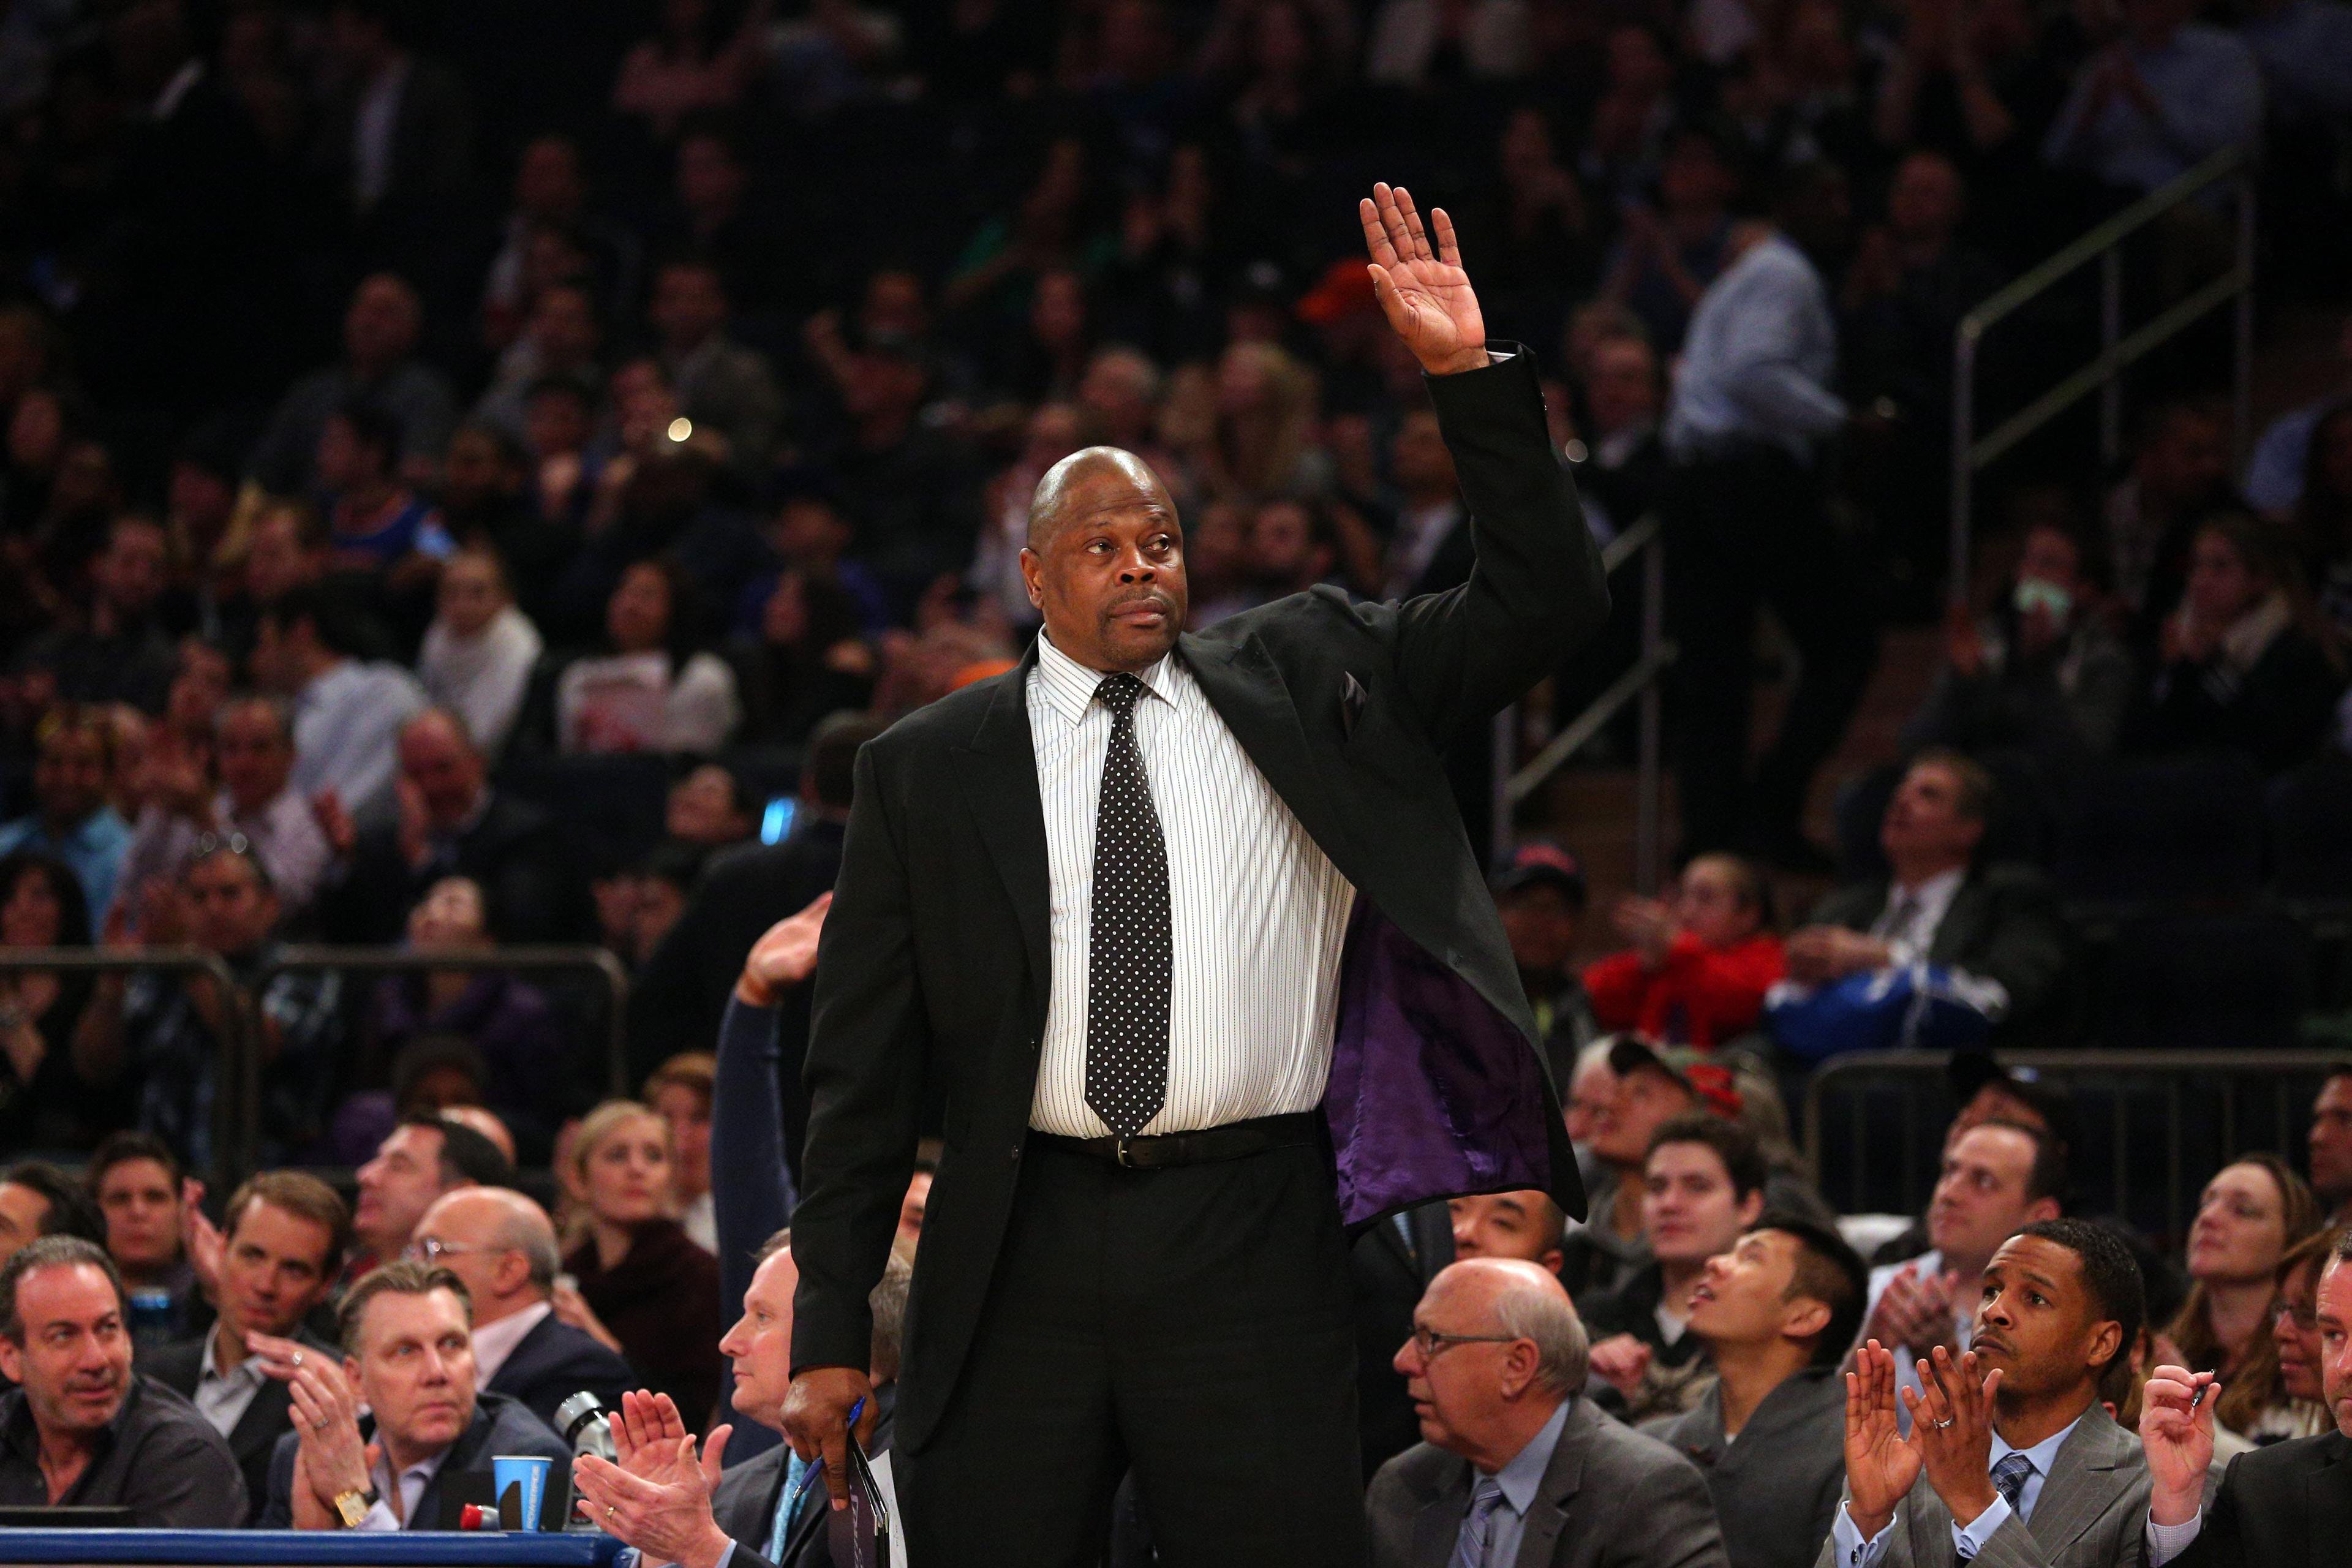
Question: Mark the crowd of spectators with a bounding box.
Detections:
[0,0,2347,1558]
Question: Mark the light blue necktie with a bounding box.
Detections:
[1991,1451,2036,1518]
[766,1453,810,1561]
[1451,1475,1507,1568]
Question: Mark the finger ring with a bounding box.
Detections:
[292,1352,303,1368]
[605,1506,618,1521]
[1934,1417,1956,1430]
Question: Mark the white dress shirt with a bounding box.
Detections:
[358,1443,449,1531]
[1026,635,1356,1137]
[1862,1250,1975,1430]
[1831,1411,2084,1566]
[194,1326,270,1437]
[468,1300,552,1389]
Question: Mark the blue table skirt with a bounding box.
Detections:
[0,1530,625,1564]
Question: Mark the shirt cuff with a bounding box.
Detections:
[356,1499,402,1532]
[1831,1501,1894,1568]
[1950,1494,2011,1560]
[2146,1510,2203,1567]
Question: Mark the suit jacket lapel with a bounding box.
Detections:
[2020,1408,2135,1556]
[1179,632,1356,878]
[1928,877,1989,968]
[1515,1401,1594,1568]
[950,650,1052,998]
[1411,1455,1472,1568]
[230,1379,295,1466]
[2305,1433,2352,1568]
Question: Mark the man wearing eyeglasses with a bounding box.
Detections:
[407,1187,633,1430]
[1367,1256,1727,1568]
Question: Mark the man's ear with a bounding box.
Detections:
[2026,1197,2062,1226]
[1540,1249,1565,1278]
[1498,1338,1541,1401]
[1019,546,1045,611]
[1738,1189,1767,1230]
[2084,1318,2124,1377]
[1781,1297,1831,1348]
[0,1336,21,1385]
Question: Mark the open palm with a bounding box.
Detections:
[1844,1343,1924,1530]
[1360,183,1488,376]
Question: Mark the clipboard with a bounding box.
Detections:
[824,1426,892,1568]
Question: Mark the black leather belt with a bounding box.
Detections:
[1031,1111,1321,1170]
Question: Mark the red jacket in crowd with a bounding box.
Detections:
[1583,932,1785,1050]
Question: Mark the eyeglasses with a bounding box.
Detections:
[2271,1297,2318,1332]
[1409,1327,1521,1362]
[407,1237,499,1264]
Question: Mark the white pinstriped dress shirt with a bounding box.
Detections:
[1024,633,1357,1137]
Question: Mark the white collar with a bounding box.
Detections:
[1030,633,1179,733]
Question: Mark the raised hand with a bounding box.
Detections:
[1359,183,1488,377]
[1907,1347,2002,1528]
[2139,1365,2217,1526]
[573,1427,733,1568]
[1844,1340,1924,1539]
[1587,1333,1653,1400]
[738,893,832,1007]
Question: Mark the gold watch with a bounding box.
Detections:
[332,1486,380,1528]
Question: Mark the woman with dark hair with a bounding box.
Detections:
[2169,1153,2323,1443]
[2133,510,2344,771]
[555,557,739,754]
[0,850,110,1150]
[1583,853,1784,1049]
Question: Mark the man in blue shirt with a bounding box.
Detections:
[0,709,131,933]
[1663,162,1879,870]
[1827,1218,2152,1568]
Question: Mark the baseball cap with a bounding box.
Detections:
[1607,1036,1744,1120]
[1490,841,1588,909]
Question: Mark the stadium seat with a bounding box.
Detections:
[2051,754,2265,911]
[2096,906,2313,1050]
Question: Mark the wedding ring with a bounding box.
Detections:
[1934,1417,1956,1430]
[606,1506,619,1521]
[292,1351,304,1368]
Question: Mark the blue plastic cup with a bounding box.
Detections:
[493,1454,554,1531]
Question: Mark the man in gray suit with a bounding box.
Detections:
[1657,1215,1869,1568]
[1821,1218,2149,1568]
[1367,1257,1727,1568]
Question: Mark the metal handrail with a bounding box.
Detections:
[262,944,633,1101]
[1804,1046,2337,1237]
[1490,512,1676,894]
[0,948,254,1184]
[1948,147,2256,606]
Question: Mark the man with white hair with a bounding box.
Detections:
[1367,1256,1728,1567]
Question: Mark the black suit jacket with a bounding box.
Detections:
[141,1327,338,1526]
[791,347,1610,1456]
[1804,862,2077,1037]
[483,1310,638,1434]
[2171,1428,2352,1568]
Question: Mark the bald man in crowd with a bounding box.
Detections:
[1368,1257,1726,1568]
[409,1187,633,1430]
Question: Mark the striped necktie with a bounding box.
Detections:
[1450,1475,1507,1568]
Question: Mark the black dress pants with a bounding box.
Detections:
[1665,445,1879,856]
[895,1137,1365,1568]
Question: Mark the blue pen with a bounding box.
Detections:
[785,1396,867,1515]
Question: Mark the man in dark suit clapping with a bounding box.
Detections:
[780,183,1611,1567]
[2142,1229,2352,1567]
[141,1172,346,1523]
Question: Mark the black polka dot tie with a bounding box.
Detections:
[1085,672,1171,1138]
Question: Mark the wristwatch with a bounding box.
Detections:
[332,1486,380,1529]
